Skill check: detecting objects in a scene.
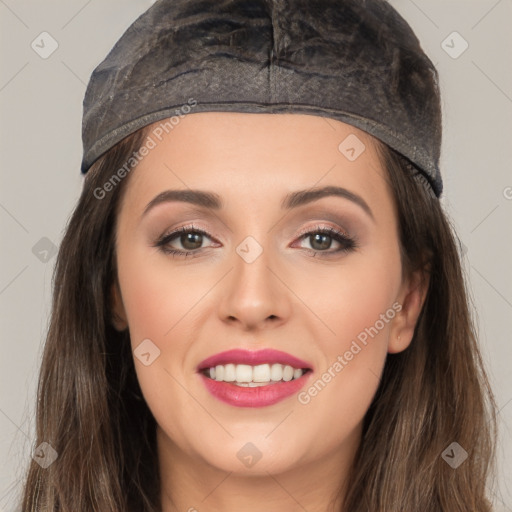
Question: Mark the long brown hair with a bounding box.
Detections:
[19,124,497,511]
[20,126,160,512]
[338,142,498,511]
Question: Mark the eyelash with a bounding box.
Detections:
[153,223,358,258]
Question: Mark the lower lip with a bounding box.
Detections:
[199,372,311,407]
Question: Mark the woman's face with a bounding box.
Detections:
[111,112,424,480]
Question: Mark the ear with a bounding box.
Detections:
[110,279,128,331]
[388,267,430,354]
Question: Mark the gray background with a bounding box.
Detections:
[1,0,511,510]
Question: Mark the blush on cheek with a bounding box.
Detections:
[315,287,397,394]
[329,295,396,352]
[331,256,400,349]
[118,259,182,339]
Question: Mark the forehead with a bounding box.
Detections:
[120,112,392,217]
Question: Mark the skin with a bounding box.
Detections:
[110,112,428,512]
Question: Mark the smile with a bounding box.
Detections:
[197,348,313,407]
[201,363,307,386]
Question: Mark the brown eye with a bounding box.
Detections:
[154,225,215,257]
[179,232,204,250]
[295,225,358,255]
[308,233,333,251]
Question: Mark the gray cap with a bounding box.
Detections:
[81,0,443,197]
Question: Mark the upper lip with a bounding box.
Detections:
[197,349,313,371]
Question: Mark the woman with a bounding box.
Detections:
[20,0,497,510]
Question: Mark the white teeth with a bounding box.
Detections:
[253,363,270,382]
[224,363,236,382]
[235,364,253,383]
[282,365,294,382]
[270,363,282,381]
[235,381,271,387]
[215,365,224,381]
[205,363,305,384]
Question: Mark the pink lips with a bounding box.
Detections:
[197,348,313,371]
[196,348,314,408]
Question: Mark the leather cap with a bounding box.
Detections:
[81,0,443,197]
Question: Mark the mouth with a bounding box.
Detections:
[199,363,312,386]
[196,349,313,407]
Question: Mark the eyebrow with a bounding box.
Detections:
[141,185,374,222]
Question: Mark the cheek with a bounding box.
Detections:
[294,246,401,440]
[116,247,208,446]
[116,241,204,346]
[298,242,401,356]
[333,261,399,349]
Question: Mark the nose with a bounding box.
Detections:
[217,240,292,331]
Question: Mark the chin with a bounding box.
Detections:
[193,435,306,476]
